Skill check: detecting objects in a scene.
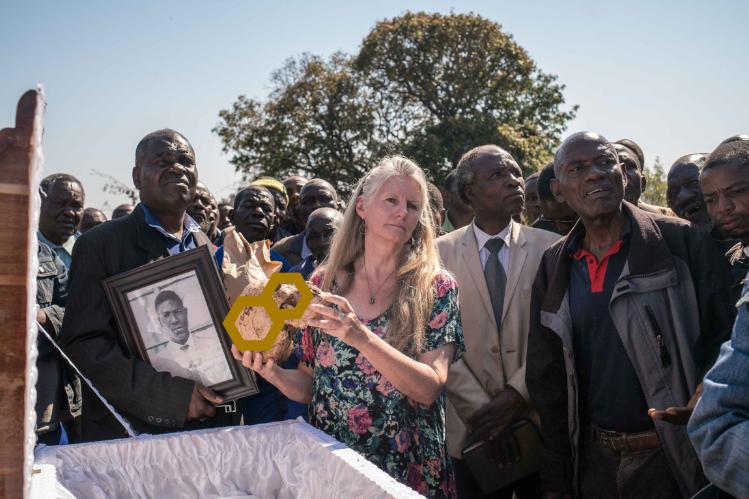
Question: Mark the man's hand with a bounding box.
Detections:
[648,383,703,425]
[186,383,224,421]
[487,431,521,467]
[467,385,528,441]
[36,308,47,327]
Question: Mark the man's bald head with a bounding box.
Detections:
[613,143,645,204]
[234,185,275,210]
[112,203,134,219]
[299,179,338,200]
[552,131,625,221]
[135,129,194,167]
[305,207,343,263]
[297,179,339,226]
[668,154,707,181]
[666,153,710,227]
[614,139,645,169]
[554,132,615,176]
[307,207,342,225]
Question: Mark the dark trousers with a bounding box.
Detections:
[578,432,681,499]
[452,457,541,499]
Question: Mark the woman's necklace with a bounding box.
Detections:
[363,256,397,305]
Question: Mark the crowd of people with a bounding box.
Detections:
[33,127,748,498]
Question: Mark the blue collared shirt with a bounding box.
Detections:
[289,254,316,280]
[38,231,77,270]
[688,270,749,497]
[140,205,201,256]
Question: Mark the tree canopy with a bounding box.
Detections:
[214,12,578,193]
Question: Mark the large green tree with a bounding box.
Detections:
[214,12,577,192]
[355,12,576,180]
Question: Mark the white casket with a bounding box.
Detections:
[31,420,424,499]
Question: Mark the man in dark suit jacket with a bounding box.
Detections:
[60,129,234,442]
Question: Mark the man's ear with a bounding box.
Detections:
[463,184,475,206]
[550,178,565,204]
[132,165,142,190]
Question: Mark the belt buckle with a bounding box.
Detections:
[597,428,620,451]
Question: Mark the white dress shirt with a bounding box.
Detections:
[472,220,512,273]
[302,234,312,259]
[149,331,232,386]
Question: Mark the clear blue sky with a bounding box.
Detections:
[2,0,747,212]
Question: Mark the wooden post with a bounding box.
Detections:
[0,88,45,498]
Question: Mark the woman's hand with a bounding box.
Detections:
[306,293,368,348]
[231,345,279,382]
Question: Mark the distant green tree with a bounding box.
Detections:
[642,156,668,207]
[354,12,577,181]
[214,12,577,192]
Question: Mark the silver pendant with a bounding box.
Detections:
[369,297,375,305]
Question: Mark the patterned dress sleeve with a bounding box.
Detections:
[424,272,464,360]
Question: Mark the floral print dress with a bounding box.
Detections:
[294,271,464,498]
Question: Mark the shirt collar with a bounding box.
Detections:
[171,334,193,351]
[567,216,632,256]
[301,233,312,259]
[38,230,76,255]
[472,219,512,252]
[140,204,201,242]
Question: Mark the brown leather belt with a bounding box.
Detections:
[591,425,661,452]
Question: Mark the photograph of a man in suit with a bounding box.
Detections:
[149,289,231,387]
[436,145,560,499]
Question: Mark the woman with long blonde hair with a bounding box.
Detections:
[233,156,464,498]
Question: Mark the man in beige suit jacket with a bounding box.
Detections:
[437,145,559,499]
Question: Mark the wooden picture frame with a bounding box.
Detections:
[103,245,258,401]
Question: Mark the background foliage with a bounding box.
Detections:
[214,12,577,194]
[641,156,668,207]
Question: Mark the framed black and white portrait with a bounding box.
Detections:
[103,246,258,401]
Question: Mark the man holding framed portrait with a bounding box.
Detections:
[60,129,255,442]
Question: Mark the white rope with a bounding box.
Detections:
[36,322,138,438]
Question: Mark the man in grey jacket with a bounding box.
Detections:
[526,132,734,499]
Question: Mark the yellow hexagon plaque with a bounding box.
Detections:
[223,272,314,351]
